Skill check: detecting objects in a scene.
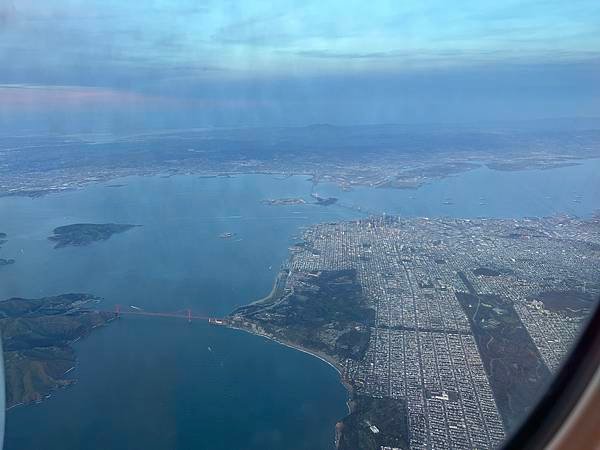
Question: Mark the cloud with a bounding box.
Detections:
[0,0,599,127]
[0,83,272,112]
[0,0,16,26]
[0,84,169,110]
[296,50,404,60]
[210,12,292,46]
[292,47,600,70]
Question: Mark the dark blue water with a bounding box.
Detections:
[1,174,354,450]
[1,162,599,449]
[5,319,345,450]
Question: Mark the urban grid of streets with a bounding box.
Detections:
[285,216,599,449]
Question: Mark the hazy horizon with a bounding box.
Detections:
[1,0,599,133]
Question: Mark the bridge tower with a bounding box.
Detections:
[187,309,192,323]
[115,304,121,318]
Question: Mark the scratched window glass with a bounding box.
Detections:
[0,1,599,450]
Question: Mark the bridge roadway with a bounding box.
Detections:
[98,305,224,323]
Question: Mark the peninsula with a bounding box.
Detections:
[229,215,599,449]
[0,293,113,408]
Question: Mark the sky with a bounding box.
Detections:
[0,0,599,132]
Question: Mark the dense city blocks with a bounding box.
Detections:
[231,215,599,449]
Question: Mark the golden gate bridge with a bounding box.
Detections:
[107,304,225,325]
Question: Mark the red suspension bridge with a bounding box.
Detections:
[107,304,226,325]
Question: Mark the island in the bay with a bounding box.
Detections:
[229,215,599,450]
[0,232,15,266]
[261,198,307,206]
[312,193,338,206]
[48,223,139,248]
[0,293,113,408]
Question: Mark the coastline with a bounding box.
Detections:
[246,271,283,306]
[227,323,354,415]
[4,314,115,412]
[4,153,598,201]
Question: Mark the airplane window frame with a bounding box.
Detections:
[502,299,600,449]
